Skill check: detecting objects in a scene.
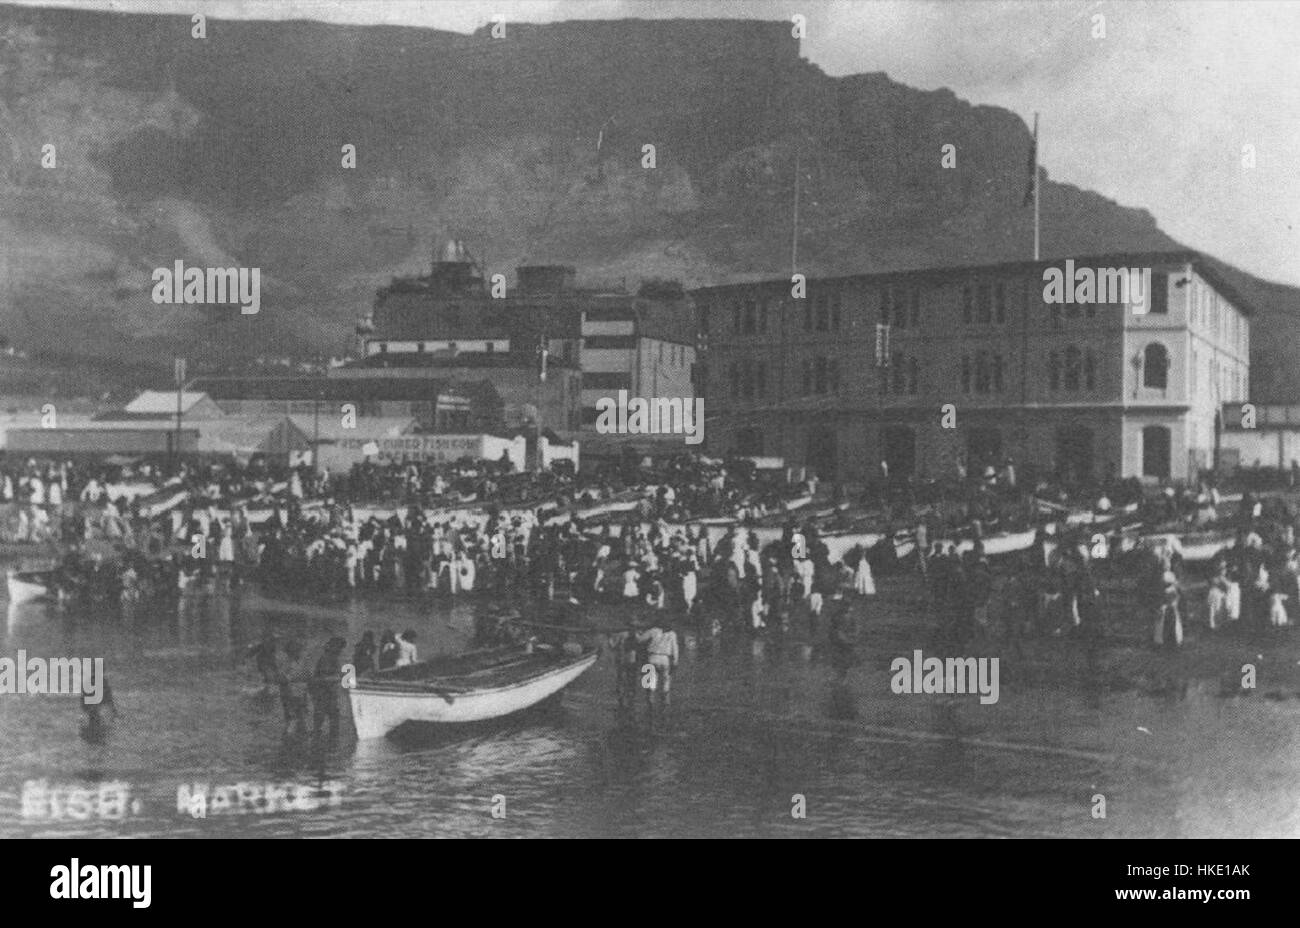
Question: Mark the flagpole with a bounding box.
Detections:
[1032,112,1040,261]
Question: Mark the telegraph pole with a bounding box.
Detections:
[536,333,548,473]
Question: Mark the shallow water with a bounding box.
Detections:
[2,576,1297,838]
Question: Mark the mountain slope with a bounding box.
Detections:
[1,6,1297,397]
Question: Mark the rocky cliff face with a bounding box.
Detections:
[1,6,1296,396]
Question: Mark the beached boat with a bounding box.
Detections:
[951,527,1038,557]
[348,643,599,739]
[1140,530,1235,562]
[7,570,54,604]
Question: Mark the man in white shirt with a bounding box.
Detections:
[395,630,419,666]
[637,621,679,719]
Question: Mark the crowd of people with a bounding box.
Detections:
[6,447,1299,666]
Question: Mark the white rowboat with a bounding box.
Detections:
[348,643,599,739]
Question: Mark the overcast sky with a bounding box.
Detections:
[20,0,1300,286]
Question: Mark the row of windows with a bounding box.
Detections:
[1046,348,1099,391]
[881,288,920,329]
[728,296,849,335]
[961,352,1007,394]
[801,356,841,395]
[1192,347,1245,400]
[962,282,1008,325]
[728,360,768,400]
[657,342,689,368]
[1048,278,1167,320]
[714,341,1209,398]
[705,271,1226,339]
[880,354,920,395]
[1192,282,1245,353]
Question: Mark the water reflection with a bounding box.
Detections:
[0,578,1297,837]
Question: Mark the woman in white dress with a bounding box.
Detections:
[853,549,876,596]
[680,557,698,616]
[457,553,476,593]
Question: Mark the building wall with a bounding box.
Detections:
[578,328,696,430]
[4,427,200,455]
[697,254,1249,483]
[1221,429,1300,470]
[332,365,581,438]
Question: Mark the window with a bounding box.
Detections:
[758,301,768,334]
[977,283,992,324]
[700,306,710,335]
[1064,347,1081,391]
[892,288,906,329]
[1143,342,1169,388]
[910,288,921,327]
[892,352,906,393]
[992,354,1004,392]
[829,359,840,394]
[1048,351,1060,391]
[961,355,972,394]
[908,356,919,395]
[1149,273,1168,314]
[974,350,991,393]
[880,288,891,326]
[830,295,842,332]
[962,285,973,324]
[995,282,1006,323]
[1084,350,1096,390]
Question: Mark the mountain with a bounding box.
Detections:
[1,5,1297,398]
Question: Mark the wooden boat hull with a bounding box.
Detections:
[348,646,599,739]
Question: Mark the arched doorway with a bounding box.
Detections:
[1142,425,1171,478]
[881,425,916,478]
[1055,425,1095,484]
